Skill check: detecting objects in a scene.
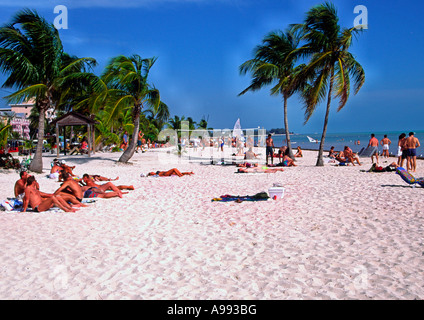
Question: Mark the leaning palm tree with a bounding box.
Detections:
[239,29,305,158]
[102,54,161,163]
[0,9,96,172]
[291,2,365,166]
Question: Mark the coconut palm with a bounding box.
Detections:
[144,101,170,133]
[0,9,96,172]
[291,2,365,166]
[239,29,305,158]
[102,54,161,163]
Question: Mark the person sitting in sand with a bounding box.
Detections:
[54,172,88,205]
[147,168,194,177]
[294,146,303,158]
[14,170,40,198]
[328,146,337,158]
[335,150,349,165]
[22,176,77,213]
[60,160,77,178]
[237,166,284,173]
[81,174,133,197]
[343,146,362,166]
[281,155,297,167]
[50,160,64,180]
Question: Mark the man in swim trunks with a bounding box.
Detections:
[53,172,88,207]
[380,135,391,158]
[14,170,39,198]
[22,176,77,213]
[405,132,420,172]
[82,174,133,197]
[368,133,379,164]
[266,134,275,165]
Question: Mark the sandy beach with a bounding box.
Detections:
[0,148,423,300]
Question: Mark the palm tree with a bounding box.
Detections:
[102,54,161,163]
[0,9,96,172]
[167,115,185,137]
[239,29,305,158]
[291,2,365,166]
[145,101,170,133]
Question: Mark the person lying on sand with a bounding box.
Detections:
[82,174,133,198]
[237,162,259,168]
[237,167,284,173]
[147,168,194,177]
[22,176,78,213]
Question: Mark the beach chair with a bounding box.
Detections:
[358,146,377,157]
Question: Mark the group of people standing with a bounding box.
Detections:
[367,132,420,172]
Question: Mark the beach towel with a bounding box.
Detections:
[212,192,270,202]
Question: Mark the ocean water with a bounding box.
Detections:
[266,131,424,157]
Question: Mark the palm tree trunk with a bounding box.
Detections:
[316,68,335,167]
[118,106,140,163]
[283,94,294,159]
[29,107,45,173]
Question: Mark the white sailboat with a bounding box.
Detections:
[307,136,320,143]
[232,118,245,141]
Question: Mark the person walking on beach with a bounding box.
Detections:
[380,135,391,158]
[122,131,128,150]
[397,133,407,167]
[368,133,379,164]
[136,130,144,153]
[266,134,275,165]
[405,132,420,172]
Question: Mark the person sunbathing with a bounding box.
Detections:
[237,162,259,168]
[147,168,194,177]
[281,155,297,167]
[328,146,338,158]
[49,160,64,180]
[14,170,39,198]
[294,146,303,157]
[90,175,119,182]
[342,146,362,166]
[54,172,88,206]
[82,174,133,197]
[22,176,77,213]
[237,167,284,173]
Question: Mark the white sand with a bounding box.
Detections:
[0,147,424,299]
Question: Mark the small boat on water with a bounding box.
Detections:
[307,136,320,143]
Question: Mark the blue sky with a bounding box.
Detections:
[0,0,423,134]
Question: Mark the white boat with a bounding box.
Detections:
[307,136,320,143]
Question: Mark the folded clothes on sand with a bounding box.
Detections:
[212,192,270,202]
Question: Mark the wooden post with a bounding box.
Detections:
[56,123,60,158]
[63,125,67,156]
[92,124,95,154]
[87,124,91,157]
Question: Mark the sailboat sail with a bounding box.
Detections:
[307,136,320,143]
[232,118,245,141]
